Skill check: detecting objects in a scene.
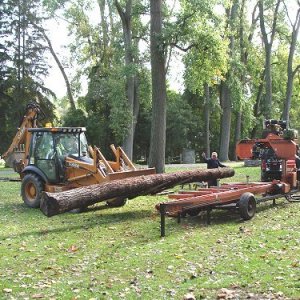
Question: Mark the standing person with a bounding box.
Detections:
[202,151,227,187]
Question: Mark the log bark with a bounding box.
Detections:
[40,168,235,217]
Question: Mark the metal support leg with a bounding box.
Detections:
[246,175,250,184]
[160,204,166,237]
[177,213,181,224]
[207,208,212,225]
[273,199,276,206]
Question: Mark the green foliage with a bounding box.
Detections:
[62,108,87,127]
[0,0,56,154]
[184,32,228,95]
[166,90,198,158]
[133,104,151,162]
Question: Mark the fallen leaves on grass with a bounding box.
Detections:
[183,292,196,300]
[32,294,44,299]
[67,245,79,252]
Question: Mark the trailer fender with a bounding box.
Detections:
[22,166,49,184]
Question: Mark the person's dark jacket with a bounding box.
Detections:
[202,157,226,169]
[202,155,226,187]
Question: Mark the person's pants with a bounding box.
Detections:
[208,179,217,187]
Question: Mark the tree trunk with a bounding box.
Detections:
[282,7,300,125]
[258,0,281,119]
[219,1,238,162]
[219,81,231,161]
[40,167,235,217]
[234,111,242,160]
[98,0,108,48]
[251,70,265,138]
[264,48,272,118]
[115,0,135,159]
[204,83,210,157]
[149,0,167,173]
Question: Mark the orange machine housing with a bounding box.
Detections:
[236,133,298,161]
[236,131,298,188]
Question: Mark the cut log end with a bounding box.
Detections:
[40,192,60,217]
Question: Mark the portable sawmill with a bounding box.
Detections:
[158,119,300,236]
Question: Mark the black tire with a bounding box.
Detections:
[238,192,256,220]
[21,173,44,208]
[106,197,127,207]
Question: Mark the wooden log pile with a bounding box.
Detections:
[40,167,235,217]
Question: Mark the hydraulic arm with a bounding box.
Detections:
[2,102,42,170]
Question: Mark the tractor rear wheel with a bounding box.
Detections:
[238,192,256,220]
[106,197,127,207]
[21,173,44,208]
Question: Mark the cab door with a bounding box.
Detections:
[29,132,58,183]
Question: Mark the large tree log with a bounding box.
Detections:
[40,167,234,217]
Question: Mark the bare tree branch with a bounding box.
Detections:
[165,46,173,74]
[270,0,281,45]
[169,43,196,52]
[282,0,293,27]
[293,64,300,77]
[33,24,76,110]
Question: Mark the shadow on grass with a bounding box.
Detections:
[0,207,158,241]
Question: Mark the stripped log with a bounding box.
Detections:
[40,167,234,217]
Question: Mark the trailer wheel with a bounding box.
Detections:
[106,197,127,207]
[21,173,44,208]
[239,192,256,220]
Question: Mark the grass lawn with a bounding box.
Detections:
[0,165,299,299]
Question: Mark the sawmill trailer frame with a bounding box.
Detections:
[158,119,300,237]
[159,180,299,237]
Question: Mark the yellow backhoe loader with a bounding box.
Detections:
[2,102,155,208]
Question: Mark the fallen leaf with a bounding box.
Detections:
[32,294,44,299]
[183,292,196,300]
[3,288,12,293]
[67,245,78,252]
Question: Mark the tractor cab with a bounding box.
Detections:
[26,127,90,183]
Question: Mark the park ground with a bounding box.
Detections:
[0,163,299,299]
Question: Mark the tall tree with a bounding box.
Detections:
[219,0,238,161]
[115,0,136,159]
[282,0,300,125]
[204,83,211,157]
[149,0,167,173]
[258,0,281,119]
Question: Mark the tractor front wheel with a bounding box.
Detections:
[238,192,256,220]
[21,173,44,208]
